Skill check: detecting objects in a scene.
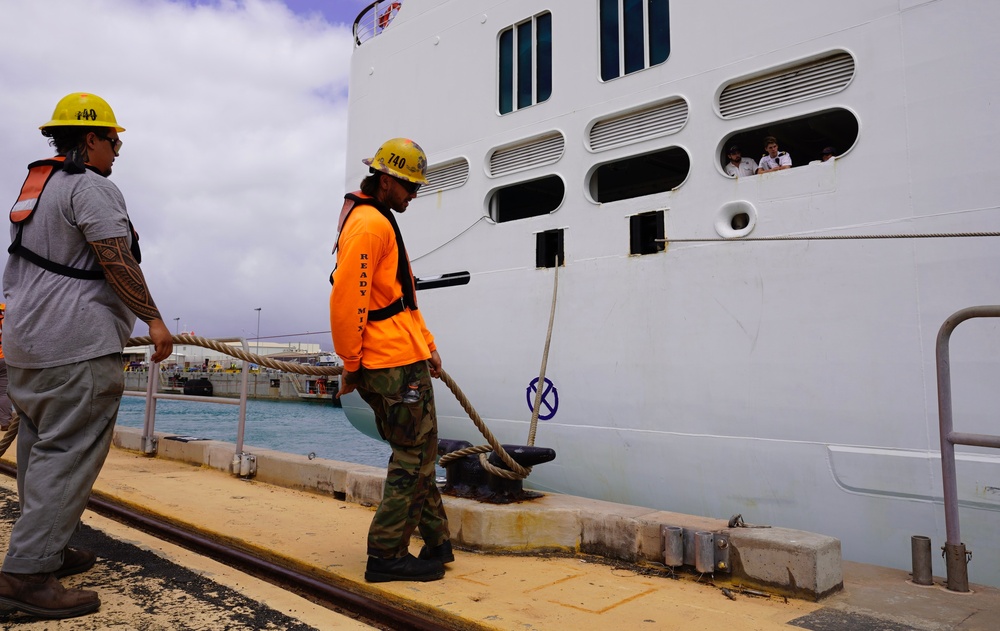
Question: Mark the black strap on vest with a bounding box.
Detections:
[8,159,141,280]
[367,297,405,322]
[338,193,418,321]
[8,226,105,280]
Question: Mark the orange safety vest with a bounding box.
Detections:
[9,156,141,279]
[329,193,435,372]
[331,191,417,321]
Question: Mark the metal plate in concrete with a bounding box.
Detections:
[524,569,659,614]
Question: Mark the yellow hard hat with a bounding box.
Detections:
[40,92,125,132]
[362,138,428,185]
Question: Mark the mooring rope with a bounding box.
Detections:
[439,263,560,480]
[126,334,344,375]
[527,262,558,448]
[436,371,531,480]
[0,333,536,481]
[661,231,1000,243]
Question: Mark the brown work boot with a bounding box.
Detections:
[54,547,96,578]
[0,572,100,619]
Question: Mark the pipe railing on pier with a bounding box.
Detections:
[936,305,1000,592]
[0,330,534,490]
[127,337,257,478]
[125,333,535,483]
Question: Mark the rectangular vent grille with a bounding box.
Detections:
[589,98,689,152]
[420,159,469,197]
[489,133,565,177]
[719,52,855,119]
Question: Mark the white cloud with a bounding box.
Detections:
[0,0,353,347]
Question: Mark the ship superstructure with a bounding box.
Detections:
[340,0,1000,587]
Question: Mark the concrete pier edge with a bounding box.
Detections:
[112,426,843,600]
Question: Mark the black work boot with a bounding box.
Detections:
[0,572,100,619]
[55,547,96,579]
[365,554,444,583]
[418,540,455,564]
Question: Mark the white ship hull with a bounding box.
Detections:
[340,0,1000,586]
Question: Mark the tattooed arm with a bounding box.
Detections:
[89,236,173,363]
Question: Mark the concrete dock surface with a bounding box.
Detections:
[1,444,998,630]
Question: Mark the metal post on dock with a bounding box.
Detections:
[935,305,1000,592]
[140,361,159,455]
[662,525,683,567]
[231,336,256,478]
[911,535,933,586]
[694,531,715,574]
[127,336,257,479]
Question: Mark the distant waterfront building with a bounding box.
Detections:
[124,337,329,371]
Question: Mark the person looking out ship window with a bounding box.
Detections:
[724,145,758,177]
[756,136,792,173]
[330,138,453,583]
[0,93,172,619]
[820,146,836,162]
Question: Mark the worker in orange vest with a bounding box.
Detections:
[330,138,452,583]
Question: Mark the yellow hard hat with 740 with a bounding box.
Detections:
[363,138,428,184]
[39,92,125,132]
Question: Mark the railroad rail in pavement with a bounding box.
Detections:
[0,463,451,630]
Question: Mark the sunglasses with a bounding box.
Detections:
[100,134,123,156]
[392,176,421,195]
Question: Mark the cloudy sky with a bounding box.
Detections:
[0,0,377,351]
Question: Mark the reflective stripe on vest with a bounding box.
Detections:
[10,160,60,223]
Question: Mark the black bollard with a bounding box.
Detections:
[437,439,556,503]
[437,439,483,498]
[485,445,557,502]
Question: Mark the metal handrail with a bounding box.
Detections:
[353,0,402,45]
[935,305,1000,592]
[126,337,256,478]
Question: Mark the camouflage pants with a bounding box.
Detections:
[358,359,450,559]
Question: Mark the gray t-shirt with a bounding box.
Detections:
[3,167,137,368]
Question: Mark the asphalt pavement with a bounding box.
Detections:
[0,480,371,630]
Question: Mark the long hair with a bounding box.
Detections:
[360,172,381,197]
[41,126,109,173]
[41,126,102,155]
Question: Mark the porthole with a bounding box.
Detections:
[721,108,859,175]
[591,146,690,203]
[490,175,565,223]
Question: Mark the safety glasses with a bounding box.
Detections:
[392,176,421,195]
[100,135,123,157]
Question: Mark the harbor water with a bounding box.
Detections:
[116,397,391,469]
